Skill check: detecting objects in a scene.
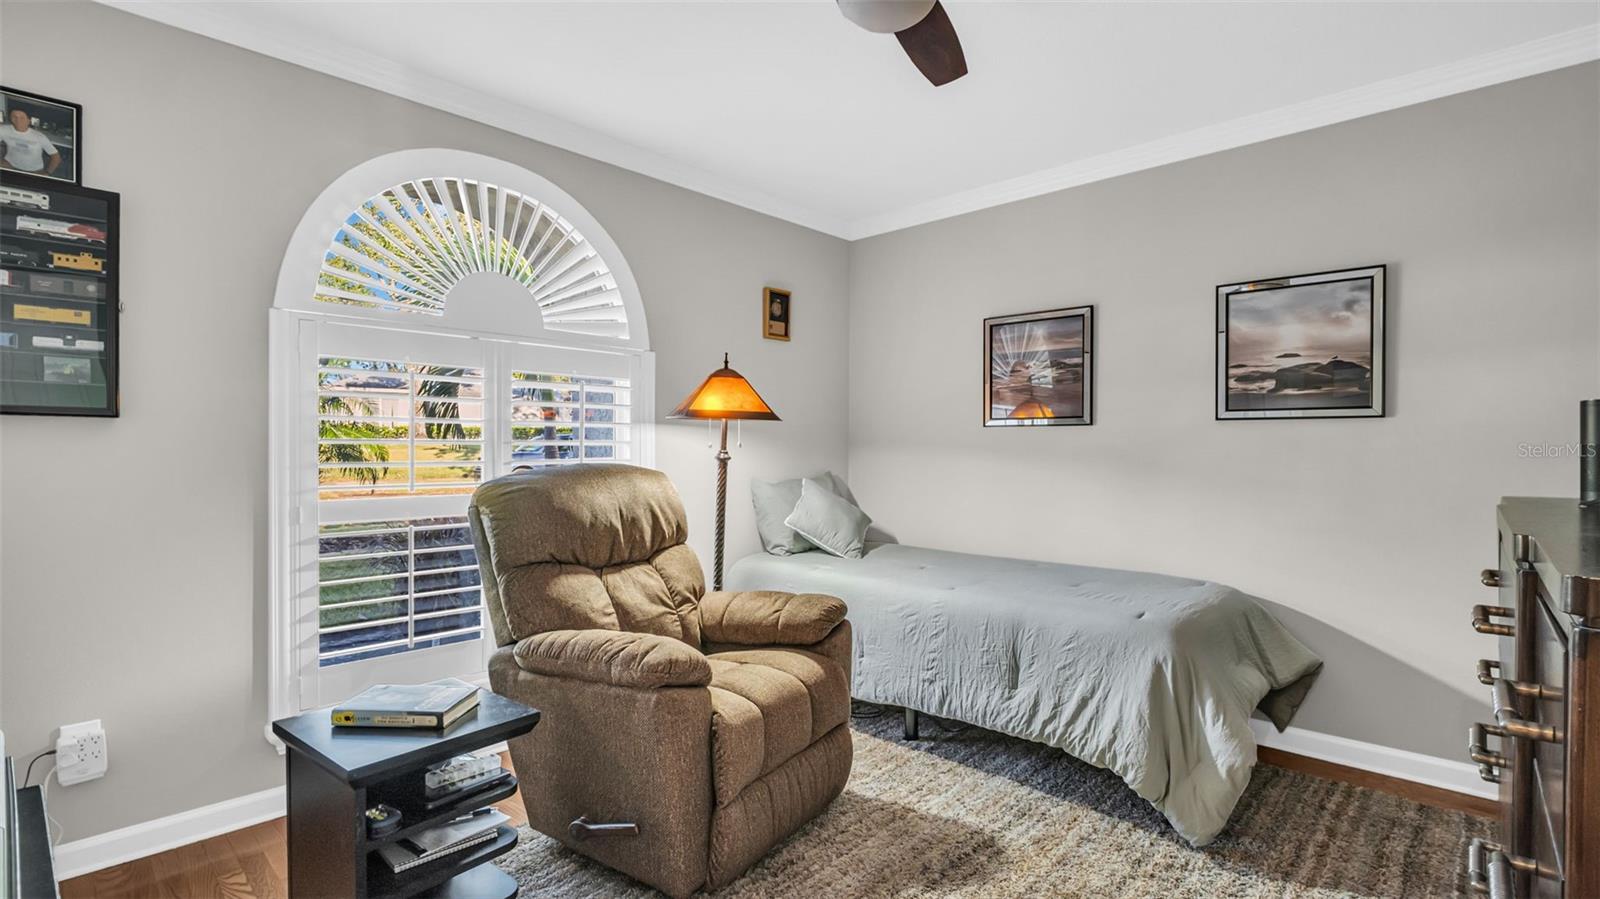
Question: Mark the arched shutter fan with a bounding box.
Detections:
[316,177,628,339]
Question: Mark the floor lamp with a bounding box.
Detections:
[669,353,780,590]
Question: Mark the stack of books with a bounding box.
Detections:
[374,808,509,873]
[331,678,480,729]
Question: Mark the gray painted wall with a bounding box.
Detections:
[0,2,849,840]
[846,63,1599,760]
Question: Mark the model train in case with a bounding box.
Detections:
[16,216,107,244]
[48,251,104,273]
[0,247,105,273]
[26,272,99,298]
[0,186,49,211]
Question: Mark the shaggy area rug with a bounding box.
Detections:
[497,712,1489,898]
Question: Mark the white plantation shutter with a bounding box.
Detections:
[316,178,629,339]
[315,517,483,666]
[314,358,487,669]
[296,325,493,706]
[290,321,652,709]
[508,371,632,468]
[316,358,486,499]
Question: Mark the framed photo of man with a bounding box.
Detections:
[1,87,80,185]
[763,287,791,341]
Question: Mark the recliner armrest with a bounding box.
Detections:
[513,629,712,689]
[699,590,847,647]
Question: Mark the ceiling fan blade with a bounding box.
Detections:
[894,0,967,86]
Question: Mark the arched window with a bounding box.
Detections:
[268,150,653,725]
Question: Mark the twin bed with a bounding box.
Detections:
[726,541,1322,846]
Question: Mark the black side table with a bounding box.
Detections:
[271,690,540,898]
[5,757,59,898]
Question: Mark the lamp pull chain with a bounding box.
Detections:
[737,420,743,448]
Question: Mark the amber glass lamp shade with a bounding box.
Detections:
[669,354,780,421]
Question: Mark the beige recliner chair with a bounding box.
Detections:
[468,464,853,897]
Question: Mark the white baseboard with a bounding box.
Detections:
[52,786,286,881]
[1250,719,1495,801]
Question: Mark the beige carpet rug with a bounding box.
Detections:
[497,712,1489,898]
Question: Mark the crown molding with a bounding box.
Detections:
[94,0,853,239]
[843,23,1600,239]
[95,3,1597,242]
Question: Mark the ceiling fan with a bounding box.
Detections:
[837,0,968,87]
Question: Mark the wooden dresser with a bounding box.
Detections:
[1469,497,1598,898]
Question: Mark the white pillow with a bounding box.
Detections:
[751,471,856,555]
[784,478,873,559]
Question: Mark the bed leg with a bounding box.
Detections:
[903,707,919,740]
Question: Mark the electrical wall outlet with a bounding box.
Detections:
[55,719,108,786]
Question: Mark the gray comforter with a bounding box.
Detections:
[726,542,1322,845]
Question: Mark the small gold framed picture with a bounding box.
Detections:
[763,287,791,341]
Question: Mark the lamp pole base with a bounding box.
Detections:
[714,418,730,591]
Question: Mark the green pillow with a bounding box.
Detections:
[750,471,855,555]
[784,477,873,559]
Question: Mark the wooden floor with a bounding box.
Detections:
[1258,746,1499,818]
[59,750,1487,898]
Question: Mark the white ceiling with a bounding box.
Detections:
[108,1,1599,238]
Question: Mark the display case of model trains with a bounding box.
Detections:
[0,175,118,415]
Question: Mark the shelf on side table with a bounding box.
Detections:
[364,775,520,849]
[367,824,518,899]
[412,862,519,899]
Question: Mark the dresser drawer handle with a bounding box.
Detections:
[1467,722,1508,783]
[1491,680,1562,743]
[1468,836,1558,891]
[1465,716,1504,780]
[1481,568,1502,588]
[1472,604,1515,637]
[1477,659,1561,701]
[1466,838,1516,897]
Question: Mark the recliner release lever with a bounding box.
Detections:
[569,816,640,840]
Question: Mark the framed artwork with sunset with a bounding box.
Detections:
[984,305,1093,427]
[1216,265,1385,420]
